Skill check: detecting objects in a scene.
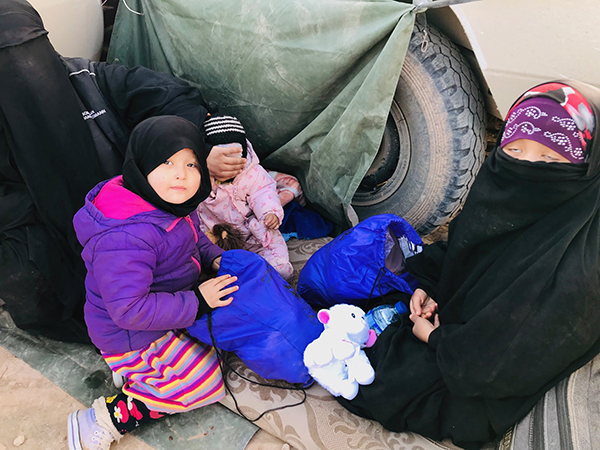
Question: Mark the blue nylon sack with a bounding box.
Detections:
[297,214,422,309]
[187,250,322,386]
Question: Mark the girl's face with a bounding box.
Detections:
[147,148,201,204]
[502,139,571,163]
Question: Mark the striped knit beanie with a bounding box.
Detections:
[203,115,247,158]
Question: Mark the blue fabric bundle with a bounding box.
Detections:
[187,250,322,386]
[281,200,333,241]
[297,214,422,309]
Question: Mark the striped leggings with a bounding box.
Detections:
[101,330,226,434]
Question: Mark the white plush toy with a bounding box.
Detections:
[303,304,377,400]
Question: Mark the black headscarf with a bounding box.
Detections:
[340,81,600,448]
[122,116,211,217]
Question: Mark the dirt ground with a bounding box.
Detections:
[0,344,291,450]
[0,346,153,450]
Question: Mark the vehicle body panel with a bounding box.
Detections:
[434,0,600,118]
[30,0,103,60]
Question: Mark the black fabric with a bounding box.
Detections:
[0,226,88,343]
[0,27,98,341]
[122,116,211,217]
[0,0,46,49]
[339,81,600,449]
[105,393,166,435]
[61,56,212,177]
[193,286,214,319]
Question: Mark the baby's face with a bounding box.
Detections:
[147,148,201,204]
[502,139,570,163]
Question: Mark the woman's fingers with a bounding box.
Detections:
[410,288,426,316]
[207,145,246,181]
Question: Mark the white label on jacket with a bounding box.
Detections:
[82,109,107,121]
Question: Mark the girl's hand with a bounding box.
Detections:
[264,213,280,230]
[409,288,438,320]
[211,256,221,271]
[199,274,238,308]
[409,313,440,343]
[206,145,246,181]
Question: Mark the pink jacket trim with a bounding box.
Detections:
[166,217,183,232]
[191,255,201,273]
[185,216,198,243]
[93,176,156,220]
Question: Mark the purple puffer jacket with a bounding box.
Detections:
[73,176,223,354]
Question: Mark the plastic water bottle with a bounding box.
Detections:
[365,301,408,336]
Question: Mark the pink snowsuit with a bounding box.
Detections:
[196,141,293,279]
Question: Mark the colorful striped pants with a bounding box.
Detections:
[102,330,225,433]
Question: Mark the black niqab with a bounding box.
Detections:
[122,116,211,217]
[340,81,600,449]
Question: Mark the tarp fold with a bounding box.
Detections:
[109,0,416,224]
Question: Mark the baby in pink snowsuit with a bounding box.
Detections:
[196,115,294,279]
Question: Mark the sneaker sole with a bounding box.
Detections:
[67,411,84,450]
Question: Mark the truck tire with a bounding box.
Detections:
[352,19,486,235]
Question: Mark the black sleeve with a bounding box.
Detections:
[92,62,212,129]
[193,285,214,320]
[405,240,448,300]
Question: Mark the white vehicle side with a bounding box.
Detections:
[429,0,600,118]
[30,0,103,60]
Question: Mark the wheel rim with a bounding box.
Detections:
[352,101,411,207]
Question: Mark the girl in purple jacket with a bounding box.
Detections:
[68,116,237,450]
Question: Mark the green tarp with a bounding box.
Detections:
[109,0,416,225]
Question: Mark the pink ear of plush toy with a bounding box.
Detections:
[365,329,377,348]
[317,309,330,324]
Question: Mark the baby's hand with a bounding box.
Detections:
[264,213,280,230]
[199,274,238,308]
[211,256,221,271]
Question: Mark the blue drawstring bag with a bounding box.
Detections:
[297,214,422,309]
[188,250,322,386]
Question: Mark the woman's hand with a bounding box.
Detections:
[264,213,280,230]
[206,145,246,181]
[211,256,221,271]
[409,313,440,343]
[199,274,238,308]
[409,288,438,320]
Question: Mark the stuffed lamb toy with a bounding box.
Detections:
[303,304,377,400]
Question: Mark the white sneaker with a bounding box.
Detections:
[67,408,115,450]
[112,371,126,389]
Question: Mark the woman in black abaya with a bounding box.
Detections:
[338,81,600,449]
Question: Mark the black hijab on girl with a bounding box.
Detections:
[122,116,211,217]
